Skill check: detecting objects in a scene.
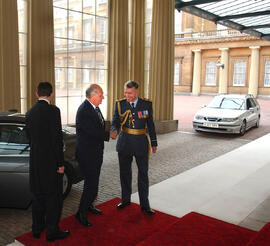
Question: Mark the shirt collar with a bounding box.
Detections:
[130,97,139,108]
[87,98,96,109]
[39,98,50,104]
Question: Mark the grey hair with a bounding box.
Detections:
[124,80,139,89]
[85,84,101,98]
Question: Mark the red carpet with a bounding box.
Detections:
[137,212,256,246]
[16,198,179,246]
[247,223,270,246]
[16,198,270,246]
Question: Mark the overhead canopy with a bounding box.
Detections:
[175,0,270,41]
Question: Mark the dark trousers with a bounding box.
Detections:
[118,152,150,209]
[32,174,63,236]
[78,156,103,213]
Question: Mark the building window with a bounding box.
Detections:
[17,0,28,114]
[55,68,61,83]
[174,62,180,85]
[98,0,107,4]
[205,61,217,86]
[67,69,73,83]
[174,9,182,34]
[83,16,94,41]
[68,26,75,46]
[264,60,270,87]
[233,61,246,86]
[144,0,153,97]
[96,17,106,42]
[97,69,104,84]
[83,68,90,83]
[53,0,109,124]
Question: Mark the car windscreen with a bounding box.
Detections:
[207,97,245,110]
[0,124,29,155]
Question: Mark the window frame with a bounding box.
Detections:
[53,0,109,124]
[264,59,270,87]
[233,60,247,87]
[205,61,217,86]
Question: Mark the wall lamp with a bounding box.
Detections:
[216,63,224,69]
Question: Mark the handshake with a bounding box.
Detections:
[110,130,118,140]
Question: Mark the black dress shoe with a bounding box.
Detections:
[32,232,41,239]
[75,212,92,227]
[88,205,103,214]
[141,207,155,215]
[117,202,131,209]
[46,230,70,242]
[32,227,44,239]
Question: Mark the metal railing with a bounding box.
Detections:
[175,29,249,41]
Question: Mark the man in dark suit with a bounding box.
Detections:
[25,82,70,242]
[110,80,158,215]
[75,84,110,226]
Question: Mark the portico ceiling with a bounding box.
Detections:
[175,0,270,41]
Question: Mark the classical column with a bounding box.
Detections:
[248,46,260,97]
[130,0,145,97]
[107,0,129,120]
[149,0,174,120]
[28,0,55,107]
[192,49,201,95]
[0,0,20,112]
[218,48,229,94]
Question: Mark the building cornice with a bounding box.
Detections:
[175,35,261,45]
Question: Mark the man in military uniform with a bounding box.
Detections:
[110,80,157,215]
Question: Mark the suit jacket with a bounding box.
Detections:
[75,99,109,165]
[26,100,64,195]
[111,97,157,155]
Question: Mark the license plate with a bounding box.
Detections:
[203,123,219,128]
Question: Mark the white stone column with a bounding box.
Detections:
[248,46,260,97]
[218,48,229,94]
[192,49,201,95]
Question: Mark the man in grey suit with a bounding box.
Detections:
[75,84,109,226]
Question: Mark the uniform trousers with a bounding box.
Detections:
[118,152,150,209]
[31,174,63,236]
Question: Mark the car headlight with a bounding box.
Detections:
[195,115,204,120]
[222,117,239,122]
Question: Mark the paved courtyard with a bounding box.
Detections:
[0,94,269,245]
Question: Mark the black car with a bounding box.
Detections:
[0,112,83,209]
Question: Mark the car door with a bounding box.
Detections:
[250,98,260,123]
[0,123,32,208]
[245,98,258,128]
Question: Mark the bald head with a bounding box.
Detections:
[86,84,102,98]
[86,84,104,107]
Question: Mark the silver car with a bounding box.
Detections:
[193,94,260,135]
[0,112,84,209]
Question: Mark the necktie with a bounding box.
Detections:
[95,107,104,125]
[131,102,135,108]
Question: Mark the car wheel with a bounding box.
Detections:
[239,120,246,136]
[63,164,73,199]
[255,116,260,128]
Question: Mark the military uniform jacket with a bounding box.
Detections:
[111,97,157,155]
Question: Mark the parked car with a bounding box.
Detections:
[193,94,260,136]
[0,112,83,209]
